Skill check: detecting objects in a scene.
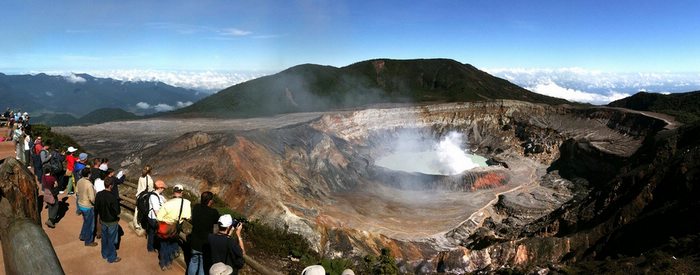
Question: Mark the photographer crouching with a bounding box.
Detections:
[206,214,245,275]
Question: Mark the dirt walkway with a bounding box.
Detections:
[0,131,185,275]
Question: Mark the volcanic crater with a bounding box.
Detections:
[55,100,668,272]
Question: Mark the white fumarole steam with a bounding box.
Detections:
[435,131,480,174]
[375,131,486,175]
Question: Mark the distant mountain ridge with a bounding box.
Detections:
[169,58,569,118]
[32,107,141,126]
[608,91,700,124]
[0,72,205,117]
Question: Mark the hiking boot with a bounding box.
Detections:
[85,242,98,247]
[45,220,55,228]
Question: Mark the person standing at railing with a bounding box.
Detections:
[206,214,245,275]
[94,177,122,263]
[147,180,166,253]
[76,168,97,247]
[64,146,78,195]
[187,191,220,275]
[156,183,192,271]
[134,164,154,230]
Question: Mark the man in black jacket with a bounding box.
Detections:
[187,191,220,275]
[95,177,121,263]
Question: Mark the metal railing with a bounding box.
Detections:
[117,181,281,275]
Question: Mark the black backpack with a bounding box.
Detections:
[136,191,157,228]
[49,151,64,173]
[41,149,55,173]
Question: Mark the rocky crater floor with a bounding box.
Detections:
[56,100,670,273]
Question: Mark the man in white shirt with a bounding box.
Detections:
[147,180,167,252]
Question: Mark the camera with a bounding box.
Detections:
[231,218,247,228]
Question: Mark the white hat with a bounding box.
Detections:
[67,146,78,153]
[209,262,233,275]
[99,163,108,171]
[301,265,326,275]
[218,214,233,227]
[341,269,355,275]
[173,184,184,192]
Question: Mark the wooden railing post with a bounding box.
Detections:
[0,157,64,275]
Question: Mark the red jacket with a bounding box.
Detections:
[66,154,77,171]
[33,142,43,155]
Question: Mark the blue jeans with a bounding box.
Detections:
[147,218,158,251]
[187,249,204,275]
[100,222,119,262]
[159,237,179,268]
[79,207,95,245]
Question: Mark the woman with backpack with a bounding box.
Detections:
[133,164,154,230]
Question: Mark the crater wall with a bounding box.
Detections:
[55,100,668,272]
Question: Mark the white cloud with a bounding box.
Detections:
[153,104,175,112]
[87,69,268,91]
[527,81,630,104]
[136,102,150,109]
[220,28,252,36]
[176,101,193,108]
[485,67,700,104]
[64,73,86,83]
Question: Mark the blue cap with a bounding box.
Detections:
[79,153,88,161]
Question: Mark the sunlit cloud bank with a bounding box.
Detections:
[485,68,700,104]
[88,70,270,92]
[136,101,192,112]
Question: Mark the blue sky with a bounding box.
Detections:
[1,0,699,73]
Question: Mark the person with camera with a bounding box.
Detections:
[206,214,245,274]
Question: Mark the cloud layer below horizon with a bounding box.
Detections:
[486,68,700,104]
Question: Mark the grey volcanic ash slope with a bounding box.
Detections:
[56,100,684,272]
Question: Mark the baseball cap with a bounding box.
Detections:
[99,163,108,171]
[79,153,88,161]
[67,146,78,153]
[218,214,233,227]
[173,184,184,192]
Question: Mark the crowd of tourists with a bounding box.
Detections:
[6,108,354,275]
[4,112,246,275]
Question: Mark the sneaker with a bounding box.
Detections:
[111,257,121,263]
[59,191,65,194]
[68,192,75,195]
[45,221,55,228]
[85,242,98,247]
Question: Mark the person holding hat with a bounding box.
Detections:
[206,214,245,274]
[156,183,192,270]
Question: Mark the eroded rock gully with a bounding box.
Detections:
[55,100,669,273]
